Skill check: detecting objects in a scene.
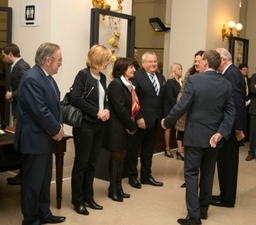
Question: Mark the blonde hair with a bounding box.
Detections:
[168,63,182,80]
[86,44,112,70]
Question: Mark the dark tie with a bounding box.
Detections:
[48,76,58,98]
[149,74,158,95]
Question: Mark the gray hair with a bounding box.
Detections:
[216,48,232,61]
[141,52,157,62]
[35,42,60,66]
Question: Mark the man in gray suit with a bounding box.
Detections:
[2,43,31,185]
[161,50,236,225]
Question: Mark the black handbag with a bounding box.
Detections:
[60,88,83,127]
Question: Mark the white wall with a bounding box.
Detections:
[165,0,240,77]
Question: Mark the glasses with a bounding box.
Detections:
[144,60,158,64]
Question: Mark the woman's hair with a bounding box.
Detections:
[168,63,182,80]
[86,44,112,70]
[112,57,134,78]
[187,50,205,75]
[35,42,60,66]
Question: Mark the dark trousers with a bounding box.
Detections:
[71,120,104,206]
[217,131,239,205]
[21,151,53,225]
[184,146,218,218]
[126,123,158,180]
[248,115,256,156]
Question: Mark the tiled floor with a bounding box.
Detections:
[1,142,256,225]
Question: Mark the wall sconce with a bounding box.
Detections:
[221,21,243,41]
[149,17,170,32]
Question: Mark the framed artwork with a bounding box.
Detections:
[228,36,249,67]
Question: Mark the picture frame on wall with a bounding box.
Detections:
[228,36,249,67]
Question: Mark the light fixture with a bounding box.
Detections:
[221,21,243,41]
[149,17,170,32]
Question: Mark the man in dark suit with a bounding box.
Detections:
[126,52,166,188]
[247,73,256,161]
[162,50,236,225]
[14,43,66,225]
[211,48,246,208]
[2,43,31,185]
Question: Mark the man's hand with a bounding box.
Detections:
[52,127,64,141]
[209,132,223,148]
[5,92,13,102]
[161,118,166,129]
[235,130,245,141]
[136,118,146,129]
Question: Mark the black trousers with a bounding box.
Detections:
[248,115,256,156]
[21,151,53,225]
[184,146,218,218]
[126,122,158,180]
[217,131,239,205]
[71,119,104,206]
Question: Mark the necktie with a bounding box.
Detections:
[150,74,158,95]
[48,76,58,98]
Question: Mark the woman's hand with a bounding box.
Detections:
[97,109,110,122]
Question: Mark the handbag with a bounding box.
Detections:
[60,88,83,127]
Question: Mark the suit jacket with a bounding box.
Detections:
[131,68,166,128]
[164,70,236,148]
[163,78,181,117]
[14,65,62,154]
[249,73,256,115]
[10,58,31,117]
[222,64,246,131]
[106,78,137,151]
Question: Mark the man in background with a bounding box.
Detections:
[14,42,66,225]
[133,47,141,70]
[162,50,235,225]
[211,48,246,208]
[2,43,31,185]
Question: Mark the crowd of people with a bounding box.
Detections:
[2,42,254,225]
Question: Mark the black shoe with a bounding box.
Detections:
[176,151,184,160]
[212,195,220,200]
[84,199,103,210]
[210,199,234,208]
[7,173,21,185]
[177,217,201,225]
[200,213,208,220]
[128,178,141,189]
[164,149,174,158]
[74,204,89,215]
[141,177,163,186]
[41,215,66,224]
[180,183,186,188]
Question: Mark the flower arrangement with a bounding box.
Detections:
[107,16,121,81]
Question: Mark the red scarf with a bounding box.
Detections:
[131,87,140,119]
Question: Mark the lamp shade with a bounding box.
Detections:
[228,21,236,29]
[235,23,243,31]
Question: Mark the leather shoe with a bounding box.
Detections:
[212,195,220,200]
[210,199,234,208]
[7,173,21,185]
[245,155,255,161]
[74,204,89,215]
[200,213,208,220]
[180,183,186,188]
[84,199,103,210]
[141,177,163,186]
[41,215,66,224]
[177,217,201,225]
[128,178,141,189]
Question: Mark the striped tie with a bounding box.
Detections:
[150,74,158,95]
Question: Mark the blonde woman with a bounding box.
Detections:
[163,63,183,158]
